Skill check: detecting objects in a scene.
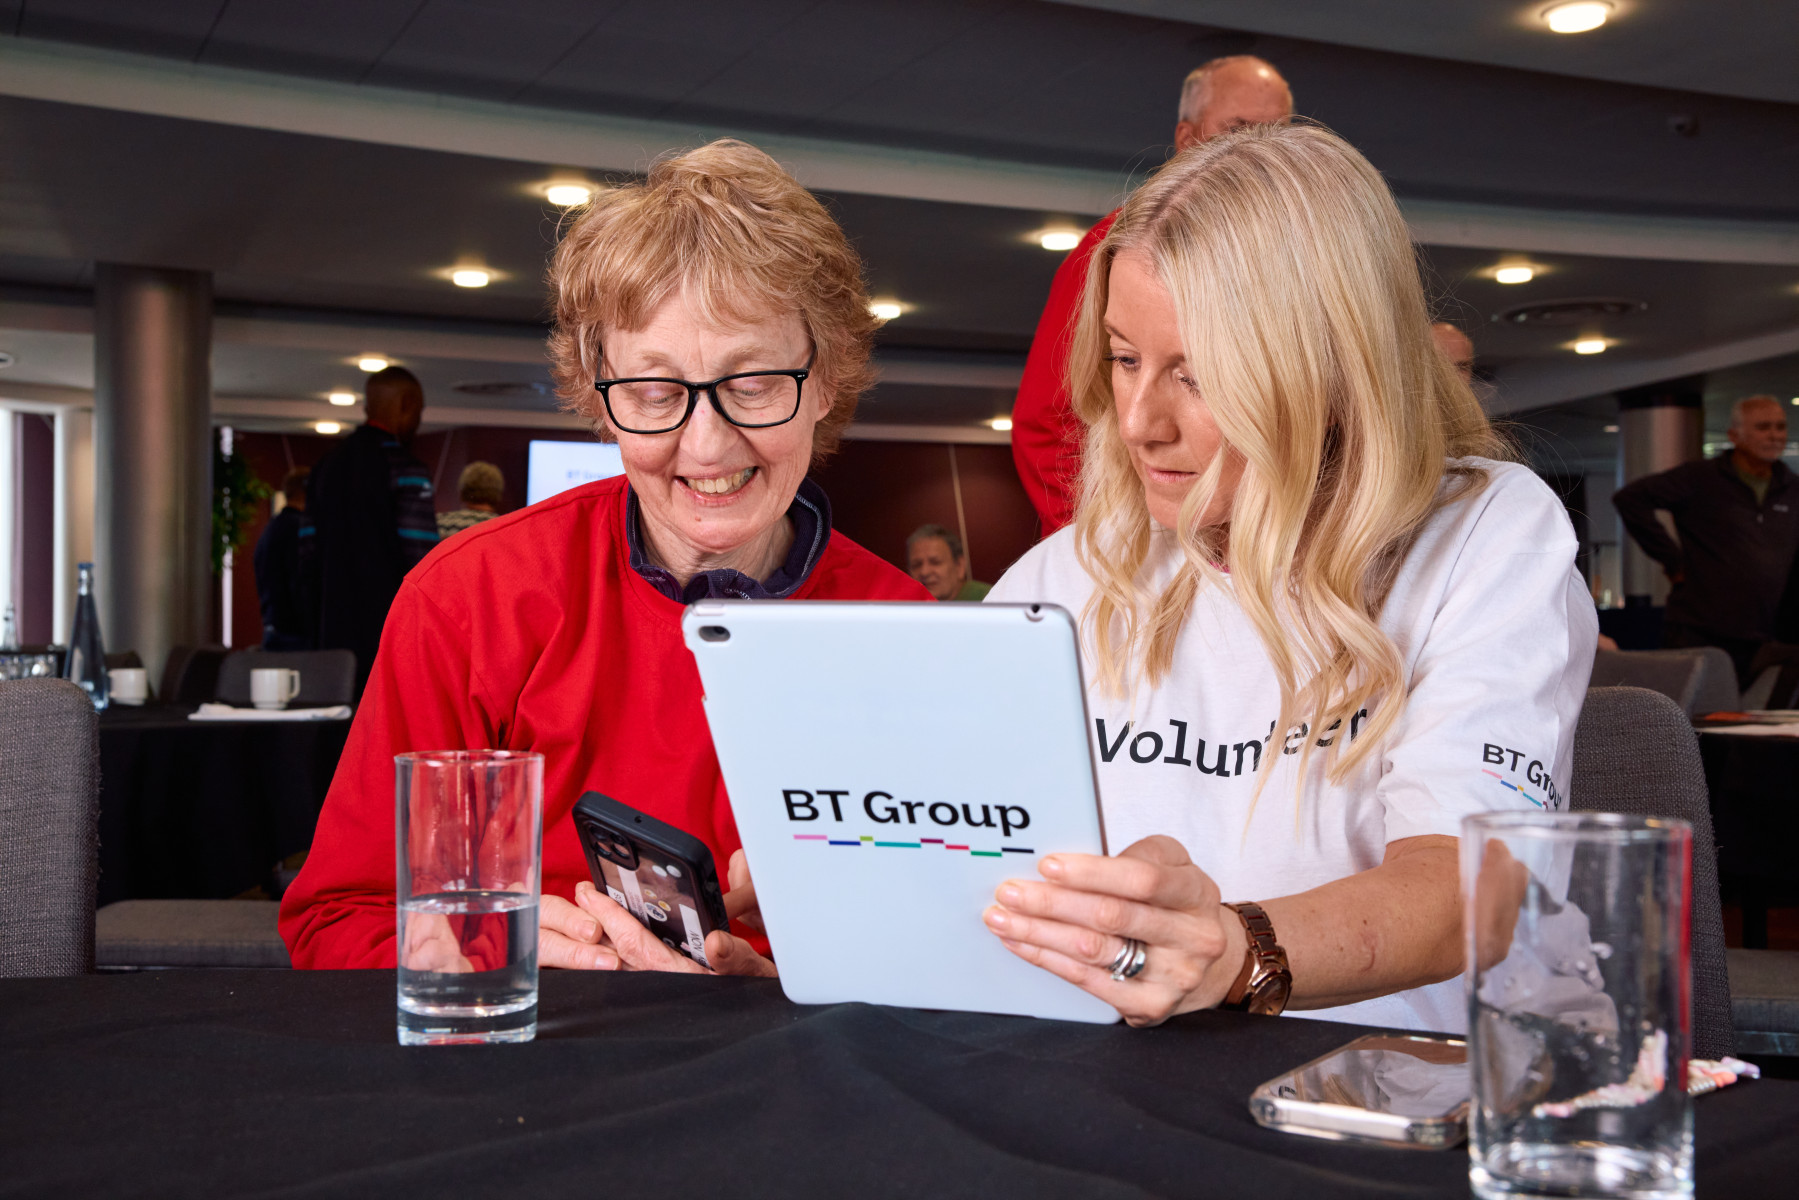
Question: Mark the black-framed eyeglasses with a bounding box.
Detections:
[594,354,813,435]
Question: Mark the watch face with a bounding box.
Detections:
[1251,976,1292,1016]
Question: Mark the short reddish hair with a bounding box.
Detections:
[547,139,876,461]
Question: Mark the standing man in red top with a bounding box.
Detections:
[1011,56,1294,534]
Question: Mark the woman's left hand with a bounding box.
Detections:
[983,835,1245,1026]
[571,848,777,978]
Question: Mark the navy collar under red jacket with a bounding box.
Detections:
[278,473,929,969]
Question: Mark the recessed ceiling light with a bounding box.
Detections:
[1791,397,1799,406]
[451,269,491,288]
[545,184,594,207]
[327,391,357,406]
[1038,231,1082,252]
[1573,338,1609,355]
[357,356,389,372]
[314,421,342,435]
[869,301,904,322]
[1604,424,1620,433]
[990,417,1014,431]
[1495,266,1535,285]
[1543,2,1611,34]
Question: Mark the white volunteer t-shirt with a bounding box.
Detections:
[988,458,1597,1033]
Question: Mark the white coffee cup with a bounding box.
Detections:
[250,667,302,710]
[108,666,149,706]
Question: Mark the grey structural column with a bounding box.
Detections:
[93,264,213,682]
[1617,376,1705,605]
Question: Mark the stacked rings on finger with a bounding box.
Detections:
[1108,937,1148,981]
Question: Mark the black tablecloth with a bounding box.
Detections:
[2,971,1794,1198]
[97,705,351,904]
[1697,730,1799,945]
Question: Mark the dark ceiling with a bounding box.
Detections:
[0,0,1797,442]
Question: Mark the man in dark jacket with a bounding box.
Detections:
[307,366,438,693]
[1613,395,1799,682]
[253,467,315,650]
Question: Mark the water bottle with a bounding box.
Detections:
[63,562,109,710]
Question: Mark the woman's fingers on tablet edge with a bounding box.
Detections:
[991,936,1176,1026]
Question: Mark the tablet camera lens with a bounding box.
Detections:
[698,625,731,642]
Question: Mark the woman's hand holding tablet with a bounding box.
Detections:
[539,850,777,976]
[983,835,1247,1026]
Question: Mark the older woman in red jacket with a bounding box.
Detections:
[280,140,927,972]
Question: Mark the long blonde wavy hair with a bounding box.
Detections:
[1070,122,1502,787]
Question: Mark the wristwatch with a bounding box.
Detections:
[1220,901,1292,1015]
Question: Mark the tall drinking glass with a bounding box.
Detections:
[396,751,544,1045]
[1463,812,1693,1200]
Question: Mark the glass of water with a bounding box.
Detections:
[396,750,544,1045]
[1463,812,1693,1200]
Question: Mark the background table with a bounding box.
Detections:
[97,704,350,904]
[1698,728,1799,947]
[2,970,1794,1198]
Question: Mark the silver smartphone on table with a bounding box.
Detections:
[1249,1033,1469,1149]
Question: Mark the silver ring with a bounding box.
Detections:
[1108,937,1148,981]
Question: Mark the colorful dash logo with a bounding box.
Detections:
[793,833,1034,858]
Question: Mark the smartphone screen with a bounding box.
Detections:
[1277,1035,1468,1117]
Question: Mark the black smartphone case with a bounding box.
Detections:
[572,791,730,967]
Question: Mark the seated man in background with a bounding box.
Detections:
[437,461,505,538]
[907,523,990,601]
[1614,394,1799,683]
[253,467,315,650]
[1011,54,1293,534]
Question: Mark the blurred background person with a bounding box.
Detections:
[1011,55,1294,535]
[307,365,438,693]
[437,461,505,539]
[1614,394,1799,683]
[1431,322,1475,384]
[253,467,315,651]
[906,523,991,601]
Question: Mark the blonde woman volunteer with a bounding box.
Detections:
[983,123,1596,1032]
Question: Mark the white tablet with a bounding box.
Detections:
[683,600,1118,1024]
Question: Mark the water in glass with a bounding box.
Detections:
[397,890,538,1045]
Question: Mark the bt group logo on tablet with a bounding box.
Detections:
[781,788,1034,858]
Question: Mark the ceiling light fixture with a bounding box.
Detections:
[1495,265,1535,285]
[545,184,594,207]
[869,301,904,322]
[327,392,357,406]
[990,417,1014,432]
[1604,424,1620,433]
[451,268,491,288]
[314,421,342,435]
[1543,2,1611,34]
[357,356,389,373]
[1573,337,1609,355]
[1038,231,1082,252]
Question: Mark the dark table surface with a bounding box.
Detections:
[2,970,1794,1199]
[97,703,351,904]
[1696,729,1799,933]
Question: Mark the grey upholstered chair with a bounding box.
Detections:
[215,648,356,707]
[1589,648,1737,718]
[0,679,99,977]
[1571,686,1733,1059]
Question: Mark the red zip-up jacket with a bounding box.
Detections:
[1010,212,1116,535]
[279,475,928,968]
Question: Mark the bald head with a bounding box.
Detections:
[1431,322,1476,384]
[364,366,425,444]
[1175,56,1294,152]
